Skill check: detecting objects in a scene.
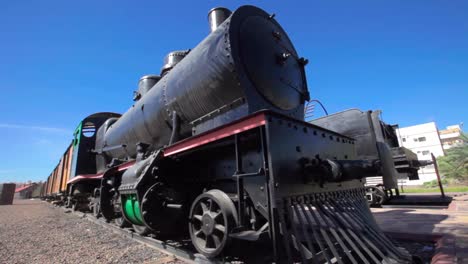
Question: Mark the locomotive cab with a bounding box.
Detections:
[66,112,120,209]
[69,112,121,179]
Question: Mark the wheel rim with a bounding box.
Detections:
[368,187,386,206]
[190,197,227,253]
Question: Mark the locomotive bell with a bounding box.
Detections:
[208,7,231,32]
[160,50,190,76]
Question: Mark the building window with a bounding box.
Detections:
[402,138,406,142]
[422,150,430,155]
[412,136,427,142]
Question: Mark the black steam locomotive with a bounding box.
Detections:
[42,6,417,263]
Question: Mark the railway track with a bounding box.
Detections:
[46,200,435,264]
[62,207,198,263]
[50,203,268,264]
[381,204,448,209]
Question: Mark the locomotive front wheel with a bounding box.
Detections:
[189,190,238,258]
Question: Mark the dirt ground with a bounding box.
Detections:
[0,199,183,264]
[3,197,462,263]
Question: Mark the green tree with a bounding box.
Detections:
[437,133,468,183]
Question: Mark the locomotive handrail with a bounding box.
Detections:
[233,168,266,178]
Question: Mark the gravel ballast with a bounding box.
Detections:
[0,199,184,264]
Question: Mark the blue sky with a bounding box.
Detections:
[0,1,466,183]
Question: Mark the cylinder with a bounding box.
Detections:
[208,7,231,32]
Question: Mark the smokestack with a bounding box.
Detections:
[208,7,231,33]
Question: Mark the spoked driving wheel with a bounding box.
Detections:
[189,189,238,258]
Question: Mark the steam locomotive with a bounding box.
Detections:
[42,5,419,263]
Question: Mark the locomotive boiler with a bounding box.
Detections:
[41,5,420,263]
[98,6,309,162]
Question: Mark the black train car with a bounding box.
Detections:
[0,183,16,205]
[311,109,431,205]
[42,6,420,263]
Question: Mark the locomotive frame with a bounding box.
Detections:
[44,110,415,263]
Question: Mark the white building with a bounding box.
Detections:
[395,122,445,185]
[439,124,464,150]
